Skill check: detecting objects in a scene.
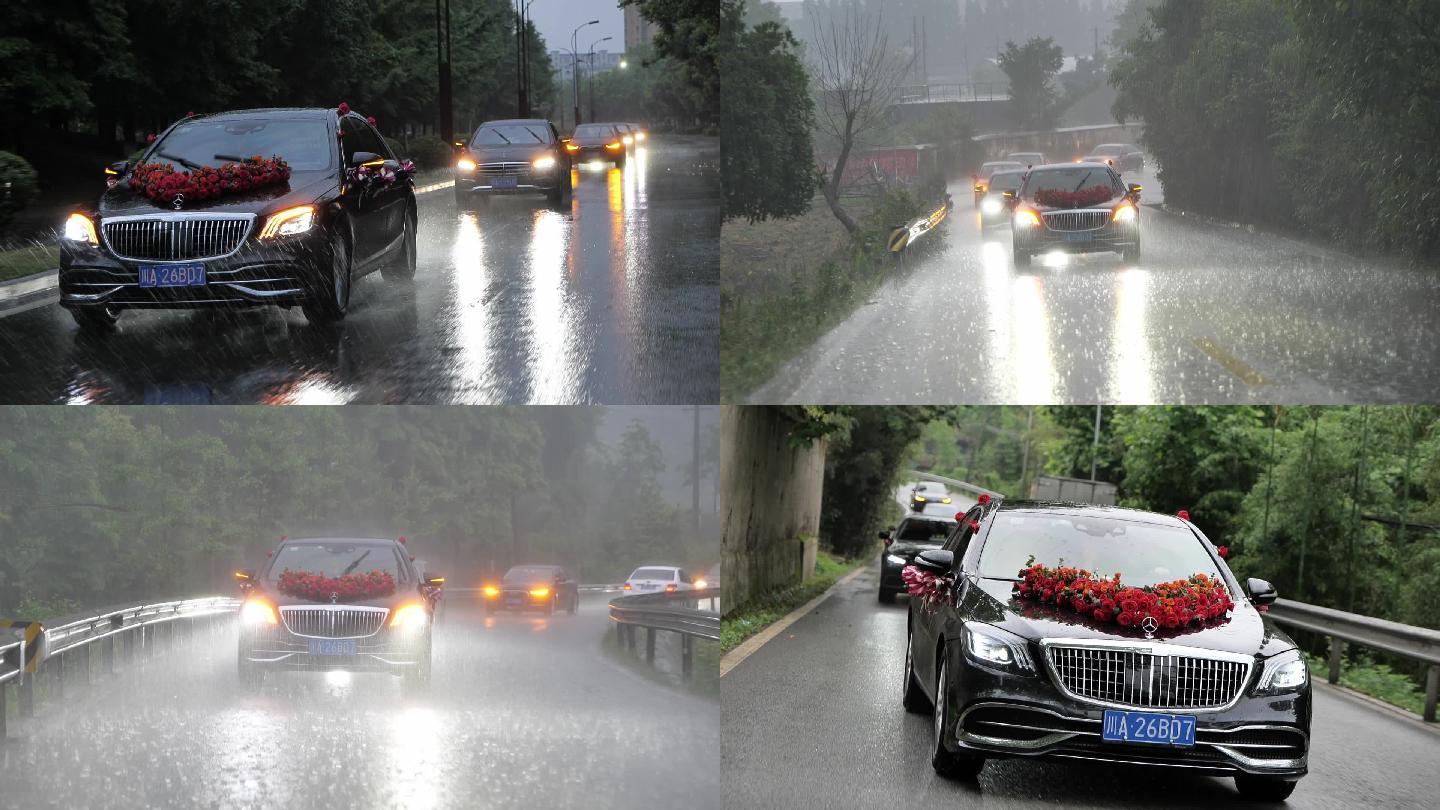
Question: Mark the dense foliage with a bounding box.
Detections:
[1110,0,1440,259]
[621,0,722,130]
[0,152,39,228]
[0,408,716,617]
[997,36,1065,131]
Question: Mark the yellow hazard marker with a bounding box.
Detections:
[0,619,45,673]
[888,226,910,252]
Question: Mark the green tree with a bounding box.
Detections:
[997,37,1064,130]
[620,0,721,129]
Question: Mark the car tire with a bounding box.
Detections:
[568,593,578,614]
[1013,243,1031,267]
[1122,241,1141,263]
[71,305,122,331]
[548,176,572,209]
[931,656,984,779]
[1234,776,1297,802]
[454,184,470,210]
[238,652,263,692]
[302,231,351,325]
[403,641,432,693]
[878,587,897,604]
[382,206,417,283]
[545,597,555,616]
[902,630,931,714]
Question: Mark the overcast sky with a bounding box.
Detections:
[530,0,626,56]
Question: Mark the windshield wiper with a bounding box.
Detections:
[340,549,371,576]
[213,153,247,163]
[489,131,512,144]
[157,152,203,171]
[525,128,545,143]
[1072,171,1095,193]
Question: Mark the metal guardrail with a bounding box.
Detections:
[1267,599,1440,721]
[895,82,1010,104]
[1,596,240,738]
[609,588,720,681]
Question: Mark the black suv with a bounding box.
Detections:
[903,500,1309,802]
[60,108,417,328]
[235,537,443,690]
[453,118,572,210]
[481,564,580,615]
[1008,162,1141,266]
[878,514,956,602]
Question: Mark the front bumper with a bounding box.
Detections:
[943,649,1310,777]
[455,166,563,196]
[59,228,328,309]
[1013,212,1138,256]
[571,146,624,164]
[484,589,553,611]
[239,624,429,673]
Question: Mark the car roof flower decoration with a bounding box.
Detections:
[1014,554,1235,635]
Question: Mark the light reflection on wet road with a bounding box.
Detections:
[747,168,1440,404]
[0,137,718,404]
[0,596,718,808]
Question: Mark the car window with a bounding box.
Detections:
[944,508,982,553]
[341,116,386,164]
[897,519,953,542]
[471,123,552,146]
[147,117,334,172]
[630,567,676,580]
[679,571,693,583]
[988,172,1025,192]
[574,124,617,139]
[977,512,1223,586]
[504,565,558,582]
[268,543,406,582]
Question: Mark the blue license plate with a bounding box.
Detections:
[1063,231,1094,243]
[138,263,205,287]
[492,176,519,189]
[1102,710,1196,747]
[307,638,356,657]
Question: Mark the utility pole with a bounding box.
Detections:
[572,20,599,127]
[514,0,524,115]
[436,0,453,143]
[1345,407,1369,611]
[1090,405,1102,481]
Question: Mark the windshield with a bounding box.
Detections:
[574,124,617,139]
[630,567,676,581]
[981,162,1023,177]
[977,512,1224,587]
[268,543,405,582]
[1092,144,1126,155]
[1023,167,1118,196]
[897,519,953,542]
[987,172,1025,192]
[471,123,551,146]
[504,566,557,582]
[149,118,332,171]
[1009,154,1043,162]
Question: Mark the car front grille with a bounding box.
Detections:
[477,162,529,176]
[1045,644,1250,710]
[279,606,388,639]
[1042,210,1110,231]
[101,215,253,261]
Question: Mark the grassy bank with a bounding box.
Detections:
[1302,652,1429,717]
[721,190,940,400]
[720,551,866,654]
[0,242,58,282]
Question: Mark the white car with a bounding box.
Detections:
[622,565,695,594]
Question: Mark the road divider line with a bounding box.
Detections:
[414,180,451,196]
[720,564,869,678]
[1192,337,1266,387]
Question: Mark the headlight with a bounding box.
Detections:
[389,603,429,629]
[532,155,556,170]
[456,157,477,171]
[258,205,315,239]
[1112,202,1137,223]
[695,579,708,589]
[963,623,1034,674]
[1014,209,1041,228]
[635,132,646,142]
[915,495,926,503]
[529,587,550,598]
[622,135,633,145]
[886,554,906,566]
[240,599,278,626]
[605,142,622,150]
[941,497,952,504]
[565,143,580,152]
[980,198,1002,215]
[1256,650,1308,694]
[482,585,500,598]
[64,213,99,245]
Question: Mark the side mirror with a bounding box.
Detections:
[878,529,892,541]
[1127,183,1142,196]
[350,150,382,167]
[423,573,446,588]
[1246,577,1277,606]
[912,549,955,574]
[234,569,256,593]
[452,140,465,148]
[105,161,130,177]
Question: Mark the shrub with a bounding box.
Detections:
[397,136,453,170]
[0,151,40,229]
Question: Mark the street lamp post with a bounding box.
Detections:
[571,19,599,127]
[588,35,612,122]
[436,0,453,143]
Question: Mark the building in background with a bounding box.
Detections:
[551,50,625,82]
[624,4,652,49]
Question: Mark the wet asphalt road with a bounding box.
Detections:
[0,594,718,809]
[0,137,718,405]
[749,165,1440,405]
[720,565,1440,809]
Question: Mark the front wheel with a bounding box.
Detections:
[878,587,897,604]
[1122,241,1141,263]
[403,640,433,693]
[1013,244,1031,267]
[71,305,122,331]
[1234,777,1297,802]
[302,232,351,325]
[902,631,930,714]
[567,593,578,614]
[382,207,417,283]
[548,177,572,209]
[931,656,985,779]
[238,652,263,692]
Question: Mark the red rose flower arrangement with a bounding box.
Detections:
[1014,556,1234,631]
[1033,185,1114,209]
[276,568,396,603]
[901,563,955,613]
[128,155,291,205]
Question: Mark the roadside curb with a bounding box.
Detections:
[1312,678,1440,737]
[720,563,868,678]
[0,269,59,319]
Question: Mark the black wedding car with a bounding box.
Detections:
[903,500,1310,802]
[481,564,580,615]
[1008,162,1141,266]
[453,118,573,210]
[878,513,957,603]
[60,108,417,329]
[235,536,443,690]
